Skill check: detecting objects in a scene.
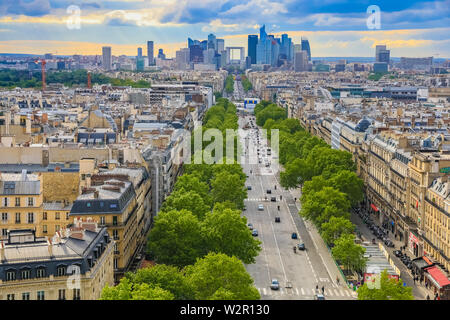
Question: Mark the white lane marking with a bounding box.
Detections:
[326,289,333,296]
[296,288,299,296]
[311,288,316,295]
[262,288,267,296]
[339,289,345,296]
[301,288,305,295]
[345,290,350,297]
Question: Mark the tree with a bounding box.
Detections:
[255,104,286,126]
[321,216,355,245]
[331,234,367,273]
[183,164,214,185]
[173,174,212,207]
[126,265,194,300]
[100,278,174,300]
[146,209,206,267]
[185,253,260,300]
[280,158,312,189]
[329,170,364,206]
[357,269,414,300]
[300,187,350,226]
[301,175,327,195]
[161,189,210,220]
[202,206,261,264]
[211,171,247,209]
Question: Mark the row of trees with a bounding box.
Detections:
[225,75,234,94]
[255,101,366,273]
[0,69,150,88]
[101,98,260,300]
[240,74,252,92]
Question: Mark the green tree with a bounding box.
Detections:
[256,104,286,126]
[126,265,194,300]
[331,234,367,273]
[100,278,175,300]
[357,270,414,300]
[321,216,355,245]
[161,189,210,220]
[329,170,364,206]
[173,174,212,207]
[211,171,247,209]
[185,253,260,300]
[146,209,205,267]
[280,158,312,189]
[202,206,261,264]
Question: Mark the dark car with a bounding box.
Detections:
[291,233,298,239]
[252,230,258,237]
[248,223,253,230]
[247,186,252,190]
[297,243,306,251]
[384,239,394,247]
[266,189,272,194]
[275,217,281,223]
[394,250,402,257]
[271,197,276,202]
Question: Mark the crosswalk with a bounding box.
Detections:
[245,198,271,202]
[256,287,357,298]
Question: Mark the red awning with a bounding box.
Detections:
[425,266,450,288]
[371,204,379,212]
[423,256,433,265]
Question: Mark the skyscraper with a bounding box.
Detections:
[248,35,258,64]
[207,33,216,51]
[375,45,390,63]
[294,51,308,72]
[158,49,166,60]
[137,47,142,58]
[102,46,112,70]
[375,45,386,61]
[147,41,154,66]
[301,38,311,61]
[216,39,225,54]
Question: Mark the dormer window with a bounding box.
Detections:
[57,266,67,277]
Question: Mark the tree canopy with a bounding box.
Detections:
[357,270,414,300]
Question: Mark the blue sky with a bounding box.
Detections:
[0,0,449,57]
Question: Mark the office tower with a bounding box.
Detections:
[256,25,272,65]
[136,58,145,71]
[147,41,154,66]
[44,53,53,60]
[335,64,345,72]
[189,45,203,63]
[301,38,311,61]
[208,33,216,51]
[378,50,390,63]
[203,48,216,65]
[216,39,225,54]
[293,44,302,53]
[200,40,207,51]
[248,35,258,64]
[137,47,142,58]
[102,46,112,70]
[280,34,292,61]
[176,48,190,69]
[373,62,388,73]
[294,51,308,72]
[157,49,166,60]
[375,45,386,61]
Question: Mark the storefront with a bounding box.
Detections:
[409,231,420,257]
[411,256,434,277]
[424,265,450,300]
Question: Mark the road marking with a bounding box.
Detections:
[339,289,345,296]
[320,278,329,282]
[257,288,261,294]
[262,288,267,296]
[326,289,333,296]
[345,290,350,297]
[296,288,299,295]
[301,288,305,295]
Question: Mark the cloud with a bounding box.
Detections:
[1,0,51,17]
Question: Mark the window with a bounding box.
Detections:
[21,269,31,280]
[100,216,106,225]
[113,230,119,240]
[58,289,66,300]
[15,212,20,224]
[55,225,60,232]
[114,258,118,269]
[81,174,86,180]
[37,291,45,301]
[3,198,8,207]
[6,270,16,281]
[36,267,46,278]
[22,292,30,300]
[55,212,60,220]
[15,197,20,207]
[6,294,15,300]
[66,212,69,220]
[28,197,34,207]
[27,212,34,224]
[42,212,47,220]
[42,225,47,234]
[86,202,91,208]
[114,243,119,254]
[1,213,7,222]
[113,216,118,226]
[2,229,7,237]
[73,288,80,300]
[57,266,66,277]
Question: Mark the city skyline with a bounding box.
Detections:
[0,0,449,58]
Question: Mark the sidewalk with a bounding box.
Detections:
[285,186,357,297]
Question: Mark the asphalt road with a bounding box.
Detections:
[238,114,356,300]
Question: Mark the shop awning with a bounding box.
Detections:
[371,204,379,212]
[412,257,433,270]
[425,266,450,289]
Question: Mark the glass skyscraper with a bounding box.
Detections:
[301,38,311,61]
[248,35,258,64]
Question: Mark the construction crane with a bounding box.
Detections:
[34,59,46,91]
[87,71,92,89]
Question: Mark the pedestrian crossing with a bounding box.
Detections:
[256,287,357,298]
[245,198,271,202]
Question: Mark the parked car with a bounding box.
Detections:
[271,197,276,202]
[275,217,281,223]
[266,189,272,194]
[270,279,280,290]
[384,239,394,247]
[394,250,402,257]
[297,243,306,251]
[247,185,252,190]
[252,229,258,237]
[248,223,253,230]
[291,232,298,239]
[314,294,325,300]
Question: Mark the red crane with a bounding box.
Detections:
[34,59,46,91]
[87,71,92,89]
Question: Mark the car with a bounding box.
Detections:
[270,279,280,290]
[266,189,272,194]
[297,243,306,251]
[394,250,402,257]
[248,223,253,230]
[275,217,281,223]
[271,196,276,202]
[247,186,252,190]
[258,204,264,211]
[314,294,325,300]
[252,229,258,237]
[384,239,394,248]
[291,232,298,239]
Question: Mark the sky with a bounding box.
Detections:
[0,0,449,58]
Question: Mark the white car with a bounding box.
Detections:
[258,204,264,211]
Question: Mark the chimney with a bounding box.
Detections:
[0,240,5,262]
[47,238,53,257]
